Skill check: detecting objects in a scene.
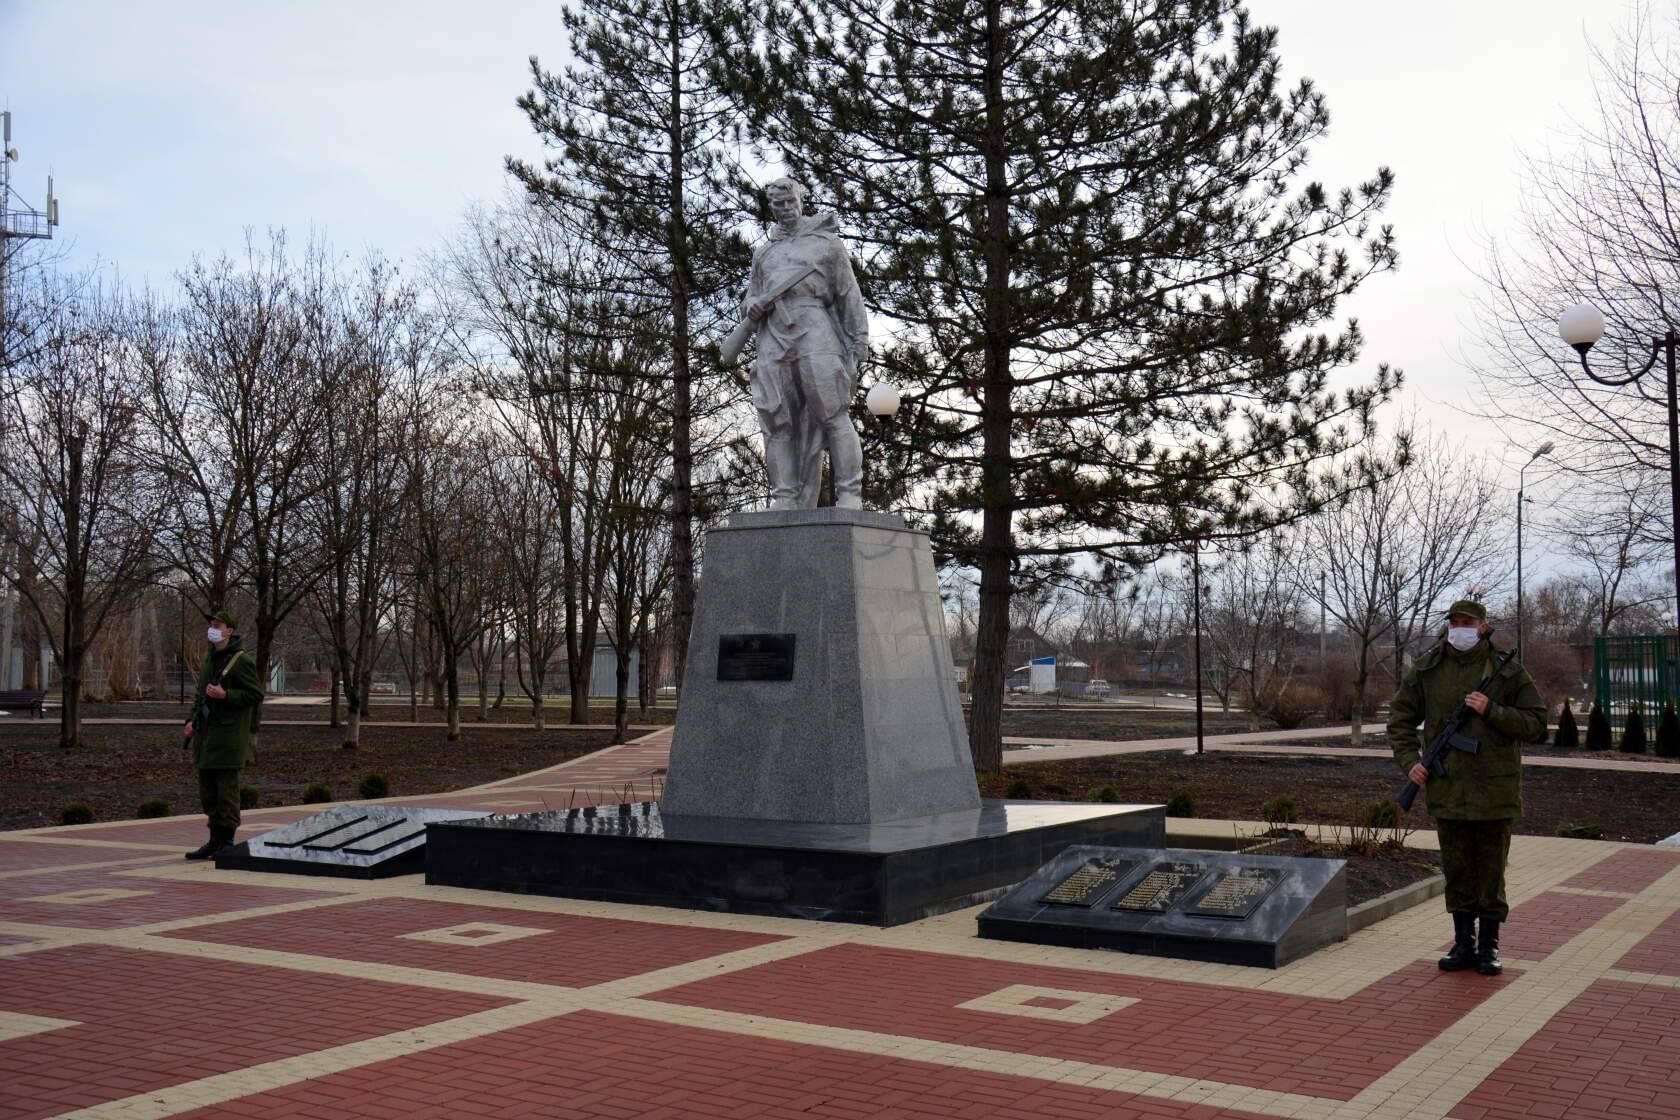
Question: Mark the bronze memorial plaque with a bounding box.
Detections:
[1111,861,1208,913]
[717,633,797,682]
[1184,867,1283,920]
[1038,857,1136,907]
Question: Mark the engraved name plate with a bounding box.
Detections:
[1038,857,1136,908]
[1184,867,1283,920]
[1111,861,1208,913]
[717,633,797,682]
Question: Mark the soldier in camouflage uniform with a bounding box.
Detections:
[182,608,264,861]
[1387,599,1546,976]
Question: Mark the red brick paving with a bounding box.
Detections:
[0,840,171,872]
[1432,891,1628,961]
[0,944,510,1120]
[171,1009,1284,1120]
[646,943,1508,1101]
[0,867,337,929]
[1615,908,1680,977]
[164,897,784,985]
[1449,979,1680,1120]
[1559,847,1680,894]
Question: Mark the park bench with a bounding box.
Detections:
[0,689,48,718]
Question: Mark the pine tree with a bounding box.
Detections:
[510,0,754,693]
[1553,698,1579,749]
[1585,700,1612,751]
[1656,703,1680,759]
[718,0,1399,769]
[1619,704,1648,754]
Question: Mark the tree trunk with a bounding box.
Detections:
[533,688,546,731]
[613,645,631,745]
[347,706,361,749]
[667,14,695,699]
[1350,643,1369,747]
[330,667,342,728]
[966,0,1016,777]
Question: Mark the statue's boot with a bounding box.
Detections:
[765,435,801,510]
[825,414,865,509]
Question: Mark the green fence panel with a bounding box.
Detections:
[1593,635,1680,734]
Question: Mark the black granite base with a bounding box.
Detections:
[425,800,1165,926]
[977,845,1348,968]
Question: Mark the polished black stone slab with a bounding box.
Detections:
[977,845,1347,968]
[425,799,1165,926]
[216,805,487,879]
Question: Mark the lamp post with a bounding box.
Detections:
[1559,303,1680,630]
[865,383,901,422]
[1516,441,1554,661]
[1190,542,1206,756]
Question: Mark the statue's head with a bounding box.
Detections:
[765,177,806,226]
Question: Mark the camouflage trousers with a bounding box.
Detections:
[197,767,241,832]
[1438,817,1513,921]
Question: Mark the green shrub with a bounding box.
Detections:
[60,802,94,825]
[1657,704,1680,760]
[1553,700,1579,749]
[136,799,171,819]
[1088,785,1120,804]
[239,785,260,809]
[1585,701,1612,751]
[1262,796,1298,828]
[302,782,332,804]
[1004,779,1031,799]
[1556,821,1605,840]
[1619,706,1648,754]
[1359,800,1401,830]
[1164,790,1193,817]
[357,773,390,800]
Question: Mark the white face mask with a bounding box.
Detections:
[1446,626,1481,651]
[207,626,225,644]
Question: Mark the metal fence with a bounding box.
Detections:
[1592,635,1680,733]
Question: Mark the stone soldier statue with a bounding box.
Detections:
[720,177,870,509]
[1387,598,1546,976]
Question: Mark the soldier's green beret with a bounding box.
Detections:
[1445,599,1487,621]
[211,607,240,629]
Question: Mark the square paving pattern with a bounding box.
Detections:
[2,734,1678,1120]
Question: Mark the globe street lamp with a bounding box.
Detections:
[1558,304,1680,630]
[865,382,901,420]
[1516,441,1554,662]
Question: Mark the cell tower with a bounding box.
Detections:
[1,110,62,367]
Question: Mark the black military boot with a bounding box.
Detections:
[185,827,219,861]
[1439,912,1477,971]
[206,825,236,860]
[1476,918,1503,976]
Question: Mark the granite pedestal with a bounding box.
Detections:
[661,508,979,824]
[977,845,1348,967]
[426,800,1165,925]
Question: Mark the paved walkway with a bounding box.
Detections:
[4,729,1680,1119]
[1007,725,1680,772]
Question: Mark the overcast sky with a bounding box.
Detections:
[1,0,1640,507]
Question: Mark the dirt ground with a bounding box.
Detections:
[1251,834,1443,908]
[65,699,677,727]
[983,751,1680,844]
[0,722,617,831]
[999,704,1301,741]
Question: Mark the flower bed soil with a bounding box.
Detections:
[0,722,617,830]
[1249,833,1441,908]
[983,750,1680,844]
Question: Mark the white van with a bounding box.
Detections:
[1085,679,1111,698]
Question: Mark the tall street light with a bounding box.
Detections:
[1559,303,1679,630]
[1516,441,1554,662]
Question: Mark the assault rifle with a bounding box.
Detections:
[1395,642,1518,812]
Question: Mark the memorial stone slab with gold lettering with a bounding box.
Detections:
[977,845,1348,967]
